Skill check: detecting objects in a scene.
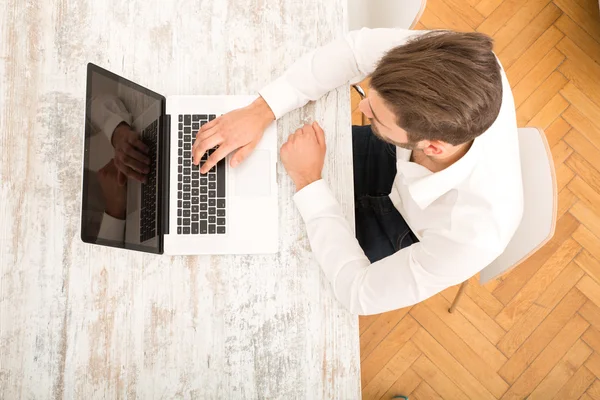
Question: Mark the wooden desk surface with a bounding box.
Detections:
[0,0,360,398]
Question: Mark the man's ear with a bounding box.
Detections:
[421,140,445,156]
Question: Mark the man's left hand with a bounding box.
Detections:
[280,122,326,192]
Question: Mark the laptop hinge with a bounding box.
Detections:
[160,114,171,237]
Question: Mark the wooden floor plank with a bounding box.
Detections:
[360,307,411,362]
[361,315,420,388]
[582,326,600,353]
[379,368,422,400]
[586,353,600,380]
[411,356,468,400]
[564,130,600,176]
[569,177,600,219]
[424,0,474,31]
[572,224,600,270]
[544,117,572,147]
[475,0,504,17]
[557,57,600,109]
[361,341,422,400]
[571,0,600,18]
[411,328,497,400]
[505,26,564,85]
[410,380,443,400]
[577,275,600,311]
[554,14,600,66]
[418,7,449,29]
[570,202,600,242]
[553,0,600,41]
[498,284,587,382]
[566,153,600,195]
[587,380,600,400]
[558,188,578,218]
[476,0,525,36]
[500,314,590,400]
[423,294,508,370]
[557,162,576,191]
[495,238,581,330]
[526,92,569,128]
[512,48,565,107]
[575,251,600,286]
[463,277,506,318]
[561,107,600,151]
[551,140,574,165]
[493,0,556,54]
[552,365,596,399]
[561,84,600,133]
[410,303,509,397]
[528,340,593,399]
[492,213,580,305]
[516,71,568,126]
[440,284,507,344]
[579,300,600,332]
[439,0,486,28]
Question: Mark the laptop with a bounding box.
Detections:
[81,63,278,255]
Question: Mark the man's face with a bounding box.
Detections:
[358,89,419,150]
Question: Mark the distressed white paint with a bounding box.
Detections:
[0,0,360,398]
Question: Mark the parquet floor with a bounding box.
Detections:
[352,0,600,398]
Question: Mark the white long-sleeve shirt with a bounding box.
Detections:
[259,28,524,315]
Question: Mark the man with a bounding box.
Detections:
[120,28,524,315]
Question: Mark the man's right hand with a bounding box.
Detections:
[111,122,151,185]
[192,96,275,174]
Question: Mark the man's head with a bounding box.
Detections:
[359,30,503,157]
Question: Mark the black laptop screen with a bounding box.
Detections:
[81,63,165,253]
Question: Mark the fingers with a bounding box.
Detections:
[114,157,147,184]
[117,170,127,186]
[192,133,223,165]
[202,145,232,174]
[198,117,219,135]
[312,122,326,147]
[231,140,258,168]
[117,149,150,175]
[123,141,151,166]
[194,124,220,147]
[129,136,150,154]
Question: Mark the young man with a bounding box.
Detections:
[186,28,523,315]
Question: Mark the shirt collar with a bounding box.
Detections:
[396,137,483,209]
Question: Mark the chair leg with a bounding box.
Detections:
[448,281,468,313]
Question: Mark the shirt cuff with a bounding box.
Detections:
[258,76,307,120]
[293,179,340,221]
[102,115,129,144]
[97,212,126,242]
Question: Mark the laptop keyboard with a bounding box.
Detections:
[177,114,227,235]
[140,119,159,242]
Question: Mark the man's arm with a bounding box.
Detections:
[259,28,426,119]
[294,180,497,315]
[89,94,133,144]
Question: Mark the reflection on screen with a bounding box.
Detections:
[81,66,163,253]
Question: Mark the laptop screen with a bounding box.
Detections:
[81,63,165,253]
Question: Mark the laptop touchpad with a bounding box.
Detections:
[233,150,271,197]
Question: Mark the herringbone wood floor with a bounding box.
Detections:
[352,0,600,398]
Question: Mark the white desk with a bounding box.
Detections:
[0,0,360,398]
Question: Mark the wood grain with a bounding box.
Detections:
[0,0,360,398]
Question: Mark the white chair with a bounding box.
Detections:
[348,0,427,31]
[449,127,558,313]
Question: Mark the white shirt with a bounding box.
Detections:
[259,28,524,315]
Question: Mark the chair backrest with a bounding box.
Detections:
[479,127,558,285]
[348,0,427,30]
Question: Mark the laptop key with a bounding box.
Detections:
[209,199,216,207]
[184,126,191,134]
[192,214,199,222]
[183,218,190,226]
[200,212,207,219]
[192,188,199,196]
[208,191,216,198]
[209,216,216,224]
[209,114,216,121]
[192,115,200,122]
[217,209,225,217]
[217,226,226,234]
[192,223,199,234]
[217,199,225,208]
[183,201,190,208]
[179,115,183,122]
[184,151,191,158]
[192,197,199,204]
[178,227,182,234]
[208,207,216,215]
[193,172,199,180]
[183,184,190,192]
[183,209,190,217]
[200,187,208,194]
[200,203,207,211]
[192,123,199,130]
[209,182,216,190]
[183,227,190,234]
[192,205,199,213]
[183,193,190,200]
[200,178,207,185]
[217,218,225,226]
[200,220,208,234]
[200,195,208,203]
[184,115,191,125]
[209,224,216,234]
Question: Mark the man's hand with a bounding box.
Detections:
[280,122,326,192]
[112,122,150,185]
[192,96,275,174]
[98,159,128,220]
